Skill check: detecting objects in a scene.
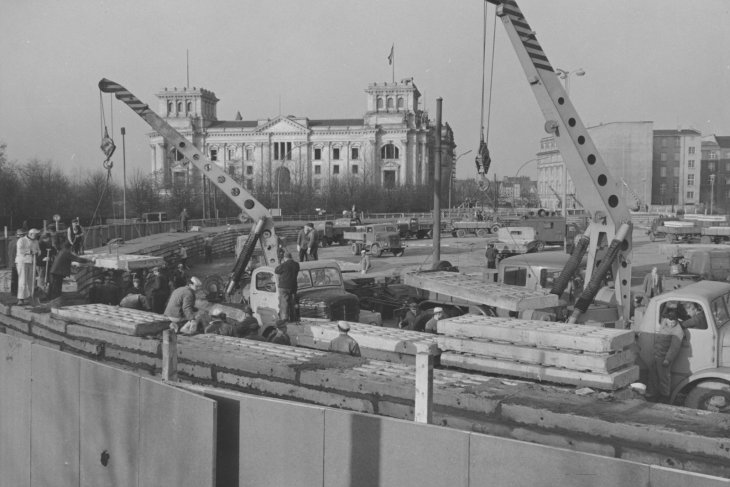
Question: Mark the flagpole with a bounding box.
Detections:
[392,47,395,83]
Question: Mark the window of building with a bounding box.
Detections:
[228,165,235,176]
[383,170,396,189]
[314,148,322,160]
[228,148,235,160]
[173,171,186,187]
[314,165,321,175]
[176,101,182,113]
[245,147,254,161]
[246,165,253,175]
[351,147,359,160]
[659,182,666,195]
[246,179,253,190]
[710,151,717,160]
[397,97,404,110]
[688,146,695,154]
[660,153,667,162]
[377,97,383,110]
[186,101,192,113]
[273,142,293,161]
[210,149,218,161]
[725,176,730,185]
[387,97,394,110]
[688,160,695,169]
[661,138,667,147]
[167,101,173,115]
[687,191,694,199]
[381,143,399,159]
[333,148,340,160]
[673,180,679,193]
[709,162,716,171]
[687,174,694,186]
[352,165,359,174]
[333,165,340,175]
[660,167,667,177]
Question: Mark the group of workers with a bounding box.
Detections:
[397,300,444,334]
[9,219,86,306]
[296,223,320,261]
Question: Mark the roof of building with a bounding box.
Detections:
[653,128,702,136]
[715,136,730,148]
[206,118,366,130]
[309,119,365,127]
[207,120,259,129]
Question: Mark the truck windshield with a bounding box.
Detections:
[297,267,342,290]
[540,269,562,289]
[710,294,730,328]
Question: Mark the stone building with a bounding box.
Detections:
[537,121,653,212]
[700,135,730,214]
[147,78,455,203]
[652,128,701,206]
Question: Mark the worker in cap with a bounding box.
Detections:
[359,248,371,274]
[305,222,319,261]
[14,228,41,305]
[67,218,84,254]
[328,321,361,357]
[398,300,419,331]
[164,275,203,333]
[8,229,26,295]
[485,242,498,269]
[424,307,445,334]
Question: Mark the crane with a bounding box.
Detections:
[98,78,280,297]
[485,0,633,324]
[621,178,642,211]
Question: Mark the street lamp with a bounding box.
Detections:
[513,158,539,209]
[121,127,126,222]
[449,150,472,217]
[277,142,308,212]
[555,67,585,215]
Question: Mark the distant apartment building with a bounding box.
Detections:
[700,135,730,213]
[500,176,537,206]
[147,78,455,196]
[651,129,701,206]
[537,121,653,211]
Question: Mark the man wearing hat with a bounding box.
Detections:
[328,321,361,357]
[296,224,310,262]
[359,249,371,274]
[15,228,40,305]
[7,229,23,295]
[48,241,93,301]
[305,223,319,261]
[398,300,420,331]
[67,218,84,254]
[485,243,498,269]
[274,252,300,323]
[424,307,445,334]
[164,276,203,333]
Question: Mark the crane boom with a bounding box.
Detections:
[98,78,280,290]
[485,0,633,324]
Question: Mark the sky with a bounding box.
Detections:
[2,0,730,186]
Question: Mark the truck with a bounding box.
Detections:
[100,79,380,330]
[492,227,541,257]
[396,217,431,240]
[343,223,405,257]
[314,217,363,247]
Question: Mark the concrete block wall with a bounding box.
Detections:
[1,301,730,480]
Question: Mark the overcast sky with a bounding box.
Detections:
[2,0,729,185]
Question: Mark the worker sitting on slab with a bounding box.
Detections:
[204,309,244,337]
[328,321,361,357]
[165,276,203,334]
[119,275,150,311]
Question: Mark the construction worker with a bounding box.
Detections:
[424,307,445,334]
[164,276,203,334]
[328,321,361,357]
[274,252,300,323]
[647,302,685,402]
[485,243,498,269]
[48,241,92,301]
[67,218,85,254]
[15,228,40,306]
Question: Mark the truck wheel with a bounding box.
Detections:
[371,243,382,257]
[351,243,360,255]
[456,229,467,238]
[491,224,501,234]
[394,249,404,257]
[536,241,545,252]
[683,381,730,413]
[476,229,489,238]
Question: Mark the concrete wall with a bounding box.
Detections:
[2,333,727,486]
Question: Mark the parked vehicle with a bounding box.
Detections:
[343,223,405,257]
[396,217,431,240]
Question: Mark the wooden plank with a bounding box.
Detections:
[52,304,170,336]
[79,360,140,487]
[440,352,639,390]
[437,315,635,353]
[0,335,32,487]
[437,336,635,373]
[403,271,558,311]
[31,344,80,487]
[138,378,216,487]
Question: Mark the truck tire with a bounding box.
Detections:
[371,243,383,257]
[351,243,361,255]
[476,229,489,238]
[491,224,501,234]
[456,229,467,238]
[394,249,404,257]
[683,381,730,413]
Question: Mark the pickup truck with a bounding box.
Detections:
[247,260,382,327]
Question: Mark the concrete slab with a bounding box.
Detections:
[52,304,170,336]
[0,334,31,487]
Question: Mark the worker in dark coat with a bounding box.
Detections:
[274,252,300,322]
[119,275,149,310]
[647,302,685,402]
[48,241,92,301]
[164,276,202,333]
[305,223,319,261]
[328,321,361,357]
[146,267,171,314]
[398,301,419,330]
[485,243,498,269]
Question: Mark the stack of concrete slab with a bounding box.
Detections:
[437,315,639,390]
[52,304,170,336]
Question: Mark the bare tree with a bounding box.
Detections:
[128,169,161,217]
[0,143,22,229]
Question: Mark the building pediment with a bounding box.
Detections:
[255,116,310,135]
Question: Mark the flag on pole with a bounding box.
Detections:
[388,44,394,65]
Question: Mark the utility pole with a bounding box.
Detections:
[121,127,127,222]
[432,98,442,269]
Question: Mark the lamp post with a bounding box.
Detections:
[555,67,585,216]
[277,142,308,212]
[513,158,539,209]
[121,127,126,222]
[449,150,472,217]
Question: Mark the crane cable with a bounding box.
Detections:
[91,92,117,226]
[475,1,497,186]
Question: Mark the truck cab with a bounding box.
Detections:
[249,260,382,327]
[396,217,430,240]
[344,223,404,257]
[633,281,730,412]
